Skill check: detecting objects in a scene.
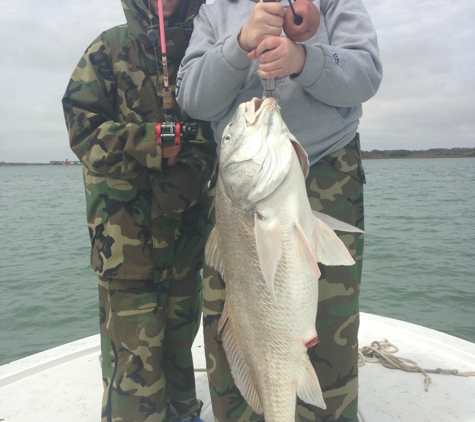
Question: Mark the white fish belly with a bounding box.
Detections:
[215,164,320,421]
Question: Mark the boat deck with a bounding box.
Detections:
[1,313,474,421]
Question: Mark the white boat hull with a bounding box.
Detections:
[1,313,474,422]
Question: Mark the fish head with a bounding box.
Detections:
[220,97,308,209]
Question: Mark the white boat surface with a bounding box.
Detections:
[1,312,474,422]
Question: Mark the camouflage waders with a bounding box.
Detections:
[202,136,365,422]
[98,200,209,422]
[99,271,203,422]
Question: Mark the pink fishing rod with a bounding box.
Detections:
[153,0,198,165]
[155,0,180,165]
[157,0,173,121]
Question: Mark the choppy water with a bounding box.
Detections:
[0,165,95,365]
[0,158,474,366]
[361,158,475,343]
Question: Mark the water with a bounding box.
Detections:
[361,158,475,342]
[0,165,96,365]
[0,159,474,366]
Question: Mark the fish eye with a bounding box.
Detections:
[223,135,231,143]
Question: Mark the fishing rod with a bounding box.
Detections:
[155,0,197,164]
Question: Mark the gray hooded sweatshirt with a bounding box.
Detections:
[176,0,383,165]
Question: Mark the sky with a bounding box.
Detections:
[0,0,474,163]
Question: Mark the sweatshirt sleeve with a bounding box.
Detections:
[176,7,254,121]
[293,0,383,107]
[62,36,163,179]
[177,0,382,114]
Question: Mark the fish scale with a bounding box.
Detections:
[206,97,364,421]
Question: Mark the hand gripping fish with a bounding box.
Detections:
[205,97,364,421]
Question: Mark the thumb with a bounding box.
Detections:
[247,49,258,60]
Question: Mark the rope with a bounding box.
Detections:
[358,339,475,392]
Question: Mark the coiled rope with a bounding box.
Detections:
[358,339,475,392]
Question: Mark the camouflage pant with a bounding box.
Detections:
[202,136,365,422]
[99,272,203,422]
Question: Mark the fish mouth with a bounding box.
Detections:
[244,97,278,126]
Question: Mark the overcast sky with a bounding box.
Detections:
[0,0,474,163]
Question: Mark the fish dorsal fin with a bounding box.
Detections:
[296,354,327,410]
[219,305,263,414]
[294,220,321,279]
[205,227,224,275]
[311,213,359,266]
[254,212,283,301]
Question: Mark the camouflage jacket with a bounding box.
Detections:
[62,0,216,281]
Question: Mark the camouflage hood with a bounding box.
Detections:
[121,0,204,49]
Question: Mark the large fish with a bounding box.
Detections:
[205,97,363,421]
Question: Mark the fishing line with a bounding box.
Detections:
[287,0,303,25]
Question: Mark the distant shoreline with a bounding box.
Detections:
[0,161,82,166]
[1,147,474,166]
[361,147,475,160]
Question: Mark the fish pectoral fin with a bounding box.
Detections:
[221,313,263,415]
[312,210,364,233]
[254,213,282,300]
[295,221,321,279]
[205,227,225,275]
[297,355,327,410]
[312,215,357,266]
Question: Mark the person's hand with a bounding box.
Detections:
[162,145,181,159]
[249,36,306,79]
[238,1,285,53]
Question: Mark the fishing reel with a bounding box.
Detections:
[156,121,198,146]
